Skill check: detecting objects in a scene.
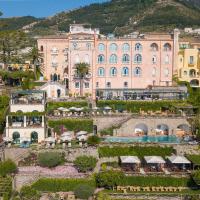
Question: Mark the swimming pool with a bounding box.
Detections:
[104,135,181,143]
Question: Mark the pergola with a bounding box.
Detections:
[120,156,141,171]
[167,155,191,171]
[144,156,166,172]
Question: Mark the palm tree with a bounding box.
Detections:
[29,46,41,80]
[74,62,90,96]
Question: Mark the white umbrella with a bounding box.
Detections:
[58,107,65,111]
[60,135,72,142]
[61,132,72,137]
[78,135,87,141]
[104,106,112,110]
[93,107,99,110]
[120,156,141,164]
[69,107,77,111]
[76,131,87,137]
[20,137,31,143]
[63,108,70,112]
[75,107,84,112]
[3,137,12,142]
[45,137,56,143]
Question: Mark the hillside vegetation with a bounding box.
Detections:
[0,0,200,36]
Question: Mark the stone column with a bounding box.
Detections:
[42,116,44,127]
[6,116,9,127]
[24,116,26,127]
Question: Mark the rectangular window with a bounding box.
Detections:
[106,82,111,88]
[85,82,89,88]
[96,82,99,88]
[189,56,194,64]
[124,82,128,88]
[75,82,80,88]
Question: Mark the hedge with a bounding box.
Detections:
[47,101,88,112]
[187,155,200,165]
[97,100,186,113]
[32,178,95,192]
[0,160,17,177]
[48,119,93,133]
[0,177,12,197]
[98,146,174,158]
[96,170,196,189]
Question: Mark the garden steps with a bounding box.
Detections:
[5,148,29,164]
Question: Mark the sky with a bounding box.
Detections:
[0,0,108,18]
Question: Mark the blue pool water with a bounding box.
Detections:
[104,135,181,143]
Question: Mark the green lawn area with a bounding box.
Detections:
[187,155,200,165]
[98,146,175,158]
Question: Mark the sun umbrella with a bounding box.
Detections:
[78,135,87,141]
[104,106,112,110]
[57,107,65,111]
[63,108,70,112]
[61,132,72,137]
[76,131,87,137]
[60,135,72,142]
[45,137,56,143]
[93,107,99,110]
[69,107,77,111]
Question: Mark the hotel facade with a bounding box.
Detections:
[37,24,182,99]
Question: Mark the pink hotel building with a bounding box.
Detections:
[37,24,181,99]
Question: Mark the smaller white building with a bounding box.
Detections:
[6,90,46,143]
[39,82,67,99]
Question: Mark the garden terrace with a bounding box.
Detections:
[48,118,93,133]
[32,178,95,192]
[96,100,189,114]
[98,146,175,158]
[47,101,88,113]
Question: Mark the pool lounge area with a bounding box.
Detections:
[104,135,182,144]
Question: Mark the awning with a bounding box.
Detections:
[144,156,166,164]
[167,156,191,164]
[120,156,141,164]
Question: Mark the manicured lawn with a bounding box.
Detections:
[32,178,95,192]
[98,146,175,158]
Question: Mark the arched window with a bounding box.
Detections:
[152,55,157,64]
[122,67,129,76]
[109,54,117,64]
[164,68,169,77]
[164,43,171,51]
[152,67,156,77]
[110,43,118,52]
[134,67,142,77]
[164,55,169,64]
[75,54,80,64]
[98,55,105,64]
[134,54,142,64]
[150,43,158,51]
[40,45,44,52]
[84,54,90,64]
[98,67,105,77]
[98,43,105,51]
[12,132,20,144]
[53,73,58,82]
[86,43,91,50]
[189,69,196,77]
[135,43,142,51]
[110,67,117,76]
[122,54,130,63]
[122,43,130,52]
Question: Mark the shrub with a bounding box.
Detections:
[74,184,95,199]
[48,119,93,133]
[74,156,97,172]
[192,170,200,186]
[3,193,9,200]
[32,178,95,192]
[98,146,174,158]
[0,177,12,197]
[0,159,17,176]
[20,186,40,200]
[87,135,101,146]
[38,152,65,168]
[95,170,125,189]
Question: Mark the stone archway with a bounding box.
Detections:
[156,124,169,135]
[134,123,148,135]
[177,124,190,135]
[12,132,20,144]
